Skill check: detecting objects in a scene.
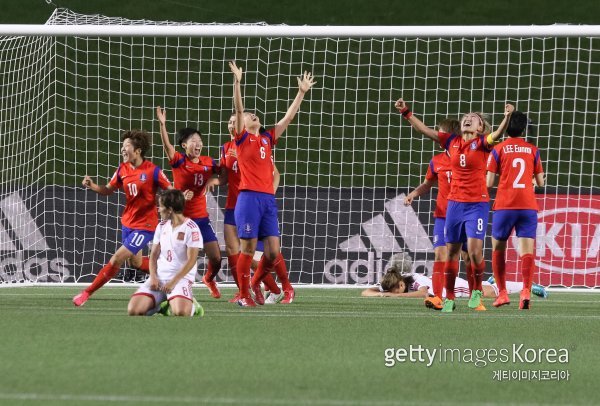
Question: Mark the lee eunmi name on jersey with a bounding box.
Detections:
[502,145,532,154]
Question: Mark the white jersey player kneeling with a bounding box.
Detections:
[128,189,204,317]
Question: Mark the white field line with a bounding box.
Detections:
[0,392,546,406]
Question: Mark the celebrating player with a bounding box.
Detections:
[156,107,223,299]
[396,98,514,312]
[208,113,284,304]
[127,189,203,317]
[73,130,172,307]
[229,60,315,306]
[486,111,545,309]
[404,118,474,310]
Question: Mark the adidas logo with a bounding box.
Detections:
[323,193,434,284]
[0,192,70,283]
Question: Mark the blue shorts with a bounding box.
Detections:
[235,191,280,240]
[192,217,218,243]
[224,208,264,250]
[224,209,236,226]
[444,201,490,243]
[433,217,467,251]
[122,226,154,255]
[492,209,538,240]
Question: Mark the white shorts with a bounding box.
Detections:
[132,278,194,311]
[253,250,264,262]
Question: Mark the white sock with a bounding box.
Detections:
[506,281,523,295]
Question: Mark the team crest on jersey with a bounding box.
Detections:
[470,141,477,150]
[203,166,208,172]
[139,173,147,182]
[261,138,268,145]
[177,232,185,241]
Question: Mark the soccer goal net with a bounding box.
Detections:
[0,8,598,288]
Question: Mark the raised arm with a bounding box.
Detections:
[273,71,316,141]
[486,104,515,144]
[156,106,176,161]
[82,175,115,196]
[404,179,435,206]
[394,98,439,142]
[229,61,245,135]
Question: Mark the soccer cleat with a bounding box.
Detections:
[202,274,221,299]
[237,297,257,307]
[264,291,284,304]
[493,289,511,308]
[519,289,531,310]
[192,297,204,317]
[468,290,484,309]
[72,291,90,307]
[281,288,295,304]
[441,299,456,313]
[158,300,171,316]
[424,296,443,310]
[251,284,265,305]
[473,303,487,311]
[532,283,548,299]
[228,292,242,303]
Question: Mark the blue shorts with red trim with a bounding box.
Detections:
[235,191,280,240]
[192,217,218,243]
[444,201,490,243]
[492,209,538,240]
[122,226,154,255]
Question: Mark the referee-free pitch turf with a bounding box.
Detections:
[0,287,598,406]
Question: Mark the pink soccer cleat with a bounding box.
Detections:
[202,274,221,299]
[251,284,265,305]
[281,288,295,304]
[237,297,257,307]
[72,291,90,307]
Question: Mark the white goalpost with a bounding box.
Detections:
[0,8,598,288]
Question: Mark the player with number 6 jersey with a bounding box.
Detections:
[486,111,545,310]
[73,130,172,307]
[396,98,514,312]
[229,60,315,307]
[156,107,223,299]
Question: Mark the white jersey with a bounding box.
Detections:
[153,218,203,281]
[409,274,434,295]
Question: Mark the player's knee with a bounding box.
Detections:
[127,304,145,316]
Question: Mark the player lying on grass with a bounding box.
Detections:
[361,253,547,304]
[127,189,203,317]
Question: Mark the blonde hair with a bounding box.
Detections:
[461,112,492,135]
[437,118,461,135]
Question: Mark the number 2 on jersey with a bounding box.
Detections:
[512,158,526,189]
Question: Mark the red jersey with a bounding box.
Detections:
[425,152,452,218]
[108,160,171,231]
[234,127,276,195]
[438,131,493,203]
[487,137,543,211]
[220,141,242,209]
[169,151,218,219]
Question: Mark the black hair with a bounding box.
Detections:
[400,274,415,293]
[506,111,528,137]
[122,130,151,157]
[176,127,201,148]
[158,189,185,214]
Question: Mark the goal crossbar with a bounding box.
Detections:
[1,24,600,38]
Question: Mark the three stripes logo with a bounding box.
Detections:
[323,193,434,284]
[0,192,71,283]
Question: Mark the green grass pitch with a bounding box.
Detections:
[0,287,598,405]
